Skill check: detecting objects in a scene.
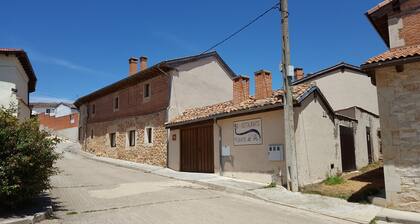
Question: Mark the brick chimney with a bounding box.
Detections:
[233,76,250,104]
[140,56,148,71]
[254,70,272,100]
[294,67,304,81]
[128,57,138,76]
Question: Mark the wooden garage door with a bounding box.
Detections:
[180,124,214,173]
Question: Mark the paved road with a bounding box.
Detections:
[42,143,356,224]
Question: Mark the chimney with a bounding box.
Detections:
[254,70,272,100]
[233,76,250,104]
[128,57,138,76]
[140,56,148,71]
[294,67,304,81]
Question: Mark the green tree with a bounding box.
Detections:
[0,107,60,208]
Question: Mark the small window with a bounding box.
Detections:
[46,108,51,114]
[129,130,136,146]
[78,127,82,141]
[91,129,94,139]
[145,127,153,144]
[110,133,116,147]
[114,97,119,111]
[144,83,151,98]
[92,104,96,115]
[70,114,75,124]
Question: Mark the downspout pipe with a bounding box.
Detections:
[214,118,223,174]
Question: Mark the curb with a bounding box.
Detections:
[0,206,52,224]
[376,208,420,224]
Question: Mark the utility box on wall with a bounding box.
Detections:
[268,144,284,161]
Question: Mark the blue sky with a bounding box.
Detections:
[1,0,386,103]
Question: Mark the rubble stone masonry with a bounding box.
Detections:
[83,110,167,167]
[375,61,420,212]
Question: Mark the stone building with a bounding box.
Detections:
[361,0,420,212]
[75,52,236,166]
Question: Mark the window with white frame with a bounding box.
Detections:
[128,130,136,147]
[144,127,153,144]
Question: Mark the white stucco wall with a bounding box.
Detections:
[294,94,339,186]
[303,69,379,114]
[168,56,233,120]
[168,92,339,186]
[55,104,72,117]
[354,108,381,168]
[168,129,180,171]
[0,54,31,120]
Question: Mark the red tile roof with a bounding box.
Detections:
[0,48,37,92]
[364,44,420,65]
[167,83,314,126]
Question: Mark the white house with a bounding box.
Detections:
[0,48,37,120]
[31,102,78,117]
[293,63,381,169]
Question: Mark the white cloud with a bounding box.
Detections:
[30,51,111,76]
[30,95,74,104]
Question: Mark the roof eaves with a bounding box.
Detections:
[292,62,363,85]
[361,54,420,70]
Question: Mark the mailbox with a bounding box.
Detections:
[268,144,284,161]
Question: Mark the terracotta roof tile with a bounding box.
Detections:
[364,44,420,64]
[168,83,313,125]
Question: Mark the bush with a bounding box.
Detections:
[0,107,60,208]
[323,175,345,185]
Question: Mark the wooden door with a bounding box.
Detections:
[340,126,356,171]
[180,124,214,173]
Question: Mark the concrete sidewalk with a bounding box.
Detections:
[60,142,420,224]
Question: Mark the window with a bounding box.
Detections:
[46,108,51,114]
[70,114,75,124]
[144,83,151,99]
[92,104,96,115]
[110,133,116,147]
[91,129,94,139]
[114,96,119,111]
[145,127,153,144]
[129,130,136,146]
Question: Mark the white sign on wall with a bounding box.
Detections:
[233,119,262,145]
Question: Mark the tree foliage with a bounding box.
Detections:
[0,107,60,208]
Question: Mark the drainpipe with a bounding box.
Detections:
[214,118,224,174]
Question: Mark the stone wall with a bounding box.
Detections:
[375,61,420,212]
[83,110,167,167]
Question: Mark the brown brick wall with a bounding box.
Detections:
[38,113,79,130]
[400,12,420,47]
[233,76,249,104]
[87,74,170,123]
[375,61,420,212]
[254,70,272,100]
[398,0,420,47]
[84,110,167,166]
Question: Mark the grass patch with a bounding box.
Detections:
[66,211,78,215]
[323,175,345,185]
[264,182,277,188]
